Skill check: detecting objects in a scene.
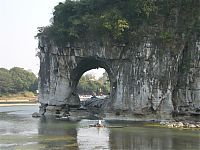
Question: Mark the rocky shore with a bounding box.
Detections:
[160,121,200,129]
[33,97,200,125]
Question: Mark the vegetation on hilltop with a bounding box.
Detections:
[37,0,200,51]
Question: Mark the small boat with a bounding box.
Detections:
[89,124,104,127]
[89,119,105,127]
[89,124,124,128]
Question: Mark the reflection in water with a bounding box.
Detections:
[109,125,200,150]
[0,105,200,150]
[77,120,110,150]
[38,117,78,149]
[110,127,173,150]
[38,117,77,136]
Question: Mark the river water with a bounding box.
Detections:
[0,105,199,150]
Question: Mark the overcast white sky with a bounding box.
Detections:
[0,0,62,74]
[0,0,105,77]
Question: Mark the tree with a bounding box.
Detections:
[77,72,110,95]
[0,67,38,95]
[0,68,14,94]
[37,0,200,58]
[98,72,110,94]
[9,67,38,93]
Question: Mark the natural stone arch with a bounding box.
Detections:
[36,0,200,121]
[37,34,200,121]
[68,56,117,109]
[37,37,200,121]
[38,38,174,120]
[71,56,115,90]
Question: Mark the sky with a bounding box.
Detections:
[0,0,105,78]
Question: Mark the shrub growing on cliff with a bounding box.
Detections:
[37,0,200,52]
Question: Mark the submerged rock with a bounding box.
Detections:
[32,112,41,118]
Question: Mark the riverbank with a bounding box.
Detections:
[0,93,38,107]
[0,103,39,107]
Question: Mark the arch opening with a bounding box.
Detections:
[77,68,110,101]
[70,57,116,112]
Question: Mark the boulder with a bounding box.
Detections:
[32,112,41,118]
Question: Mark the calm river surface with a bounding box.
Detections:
[0,105,199,150]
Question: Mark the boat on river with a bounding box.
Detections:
[89,124,104,127]
[89,124,124,128]
[89,120,124,128]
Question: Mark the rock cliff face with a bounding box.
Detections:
[37,0,200,121]
[37,34,200,121]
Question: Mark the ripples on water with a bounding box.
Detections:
[0,105,199,150]
[77,120,110,149]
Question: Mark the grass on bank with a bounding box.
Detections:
[0,91,37,102]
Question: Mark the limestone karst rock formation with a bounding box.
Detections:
[37,0,200,121]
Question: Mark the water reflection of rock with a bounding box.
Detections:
[110,131,173,150]
[38,117,77,136]
[77,120,110,150]
[36,118,200,150]
[109,127,200,150]
[37,117,78,149]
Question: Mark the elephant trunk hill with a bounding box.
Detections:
[37,0,200,121]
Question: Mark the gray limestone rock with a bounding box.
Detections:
[32,112,41,118]
[37,16,200,122]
